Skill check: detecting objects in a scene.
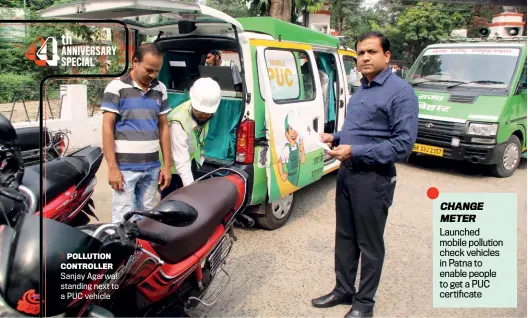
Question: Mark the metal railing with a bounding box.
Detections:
[0,82,108,123]
[0,86,59,122]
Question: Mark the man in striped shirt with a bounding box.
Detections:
[101,43,172,223]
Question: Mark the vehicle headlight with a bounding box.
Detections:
[467,123,498,136]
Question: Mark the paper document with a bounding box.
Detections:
[300,130,331,151]
[316,141,331,151]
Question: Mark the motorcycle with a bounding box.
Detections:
[0,113,101,227]
[15,126,71,167]
[0,166,249,317]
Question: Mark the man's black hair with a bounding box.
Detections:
[356,31,390,53]
[208,49,222,57]
[132,42,164,62]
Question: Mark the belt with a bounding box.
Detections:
[343,160,395,175]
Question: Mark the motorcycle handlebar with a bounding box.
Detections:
[18,185,37,214]
[135,228,168,246]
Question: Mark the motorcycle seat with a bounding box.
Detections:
[137,177,239,264]
[22,157,88,207]
[15,126,51,152]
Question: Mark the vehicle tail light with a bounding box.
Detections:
[236,119,255,164]
[57,137,66,155]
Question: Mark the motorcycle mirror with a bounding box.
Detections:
[149,200,198,227]
[0,113,17,147]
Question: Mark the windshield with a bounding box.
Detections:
[408,47,520,89]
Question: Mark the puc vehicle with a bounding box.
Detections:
[40,0,359,229]
[406,35,527,177]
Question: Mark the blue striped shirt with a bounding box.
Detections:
[101,71,170,171]
[333,66,419,165]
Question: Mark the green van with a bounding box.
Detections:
[406,37,527,177]
[41,0,360,230]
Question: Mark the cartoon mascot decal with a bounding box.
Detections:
[278,114,306,186]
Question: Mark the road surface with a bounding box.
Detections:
[91,156,527,317]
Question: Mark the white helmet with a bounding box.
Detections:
[189,77,221,114]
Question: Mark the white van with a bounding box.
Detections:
[40,0,359,230]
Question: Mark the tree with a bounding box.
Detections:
[330,0,354,35]
[247,0,299,22]
[0,0,122,103]
[206,0,250,18]
[331,6,388,49]
[295,0,325,27]
[247,0,269,17]
[269,0,292,21]
[393,2,469,63]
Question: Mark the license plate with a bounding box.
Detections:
[413,143,444,157]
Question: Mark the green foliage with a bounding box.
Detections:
[329,0,524,67]
[2,0,524,103]
[394,2,468,63]
[0,73,40,102]
[0,0,73,10]
[207,0,251,18]
[465,5,505,37]
[0,42,36,74]
[0,0,125,103]
[247,0,269,17]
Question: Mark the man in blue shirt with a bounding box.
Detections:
[102,43,172,223]
[311,32,418,317]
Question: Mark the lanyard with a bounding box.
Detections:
[189,107,205,151]
[194,126,205,151]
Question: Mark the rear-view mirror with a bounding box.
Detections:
[0,113,17,147]
[149,200,198,227]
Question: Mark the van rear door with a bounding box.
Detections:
[338,49,358,102]
[39,0,244,38]
[255,42,325,202]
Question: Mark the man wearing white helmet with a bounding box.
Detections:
[159,77,221,199]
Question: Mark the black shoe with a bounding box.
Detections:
[311,292,354,308]
[344,308,373,317]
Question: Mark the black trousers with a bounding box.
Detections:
[334,161,396,312]
[159,161,199,200]
[160,174,184,200]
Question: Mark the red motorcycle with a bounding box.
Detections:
[0,113,101,227]
[0,166,249,317]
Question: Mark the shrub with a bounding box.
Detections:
[0,73,40,103]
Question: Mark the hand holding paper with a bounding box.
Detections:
[319,133,334,151]
[316,140,331,151]
[300,129,332,151]
[326,145,351,161]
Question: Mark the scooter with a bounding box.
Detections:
[0,113,101,227]
[0,165,249,317]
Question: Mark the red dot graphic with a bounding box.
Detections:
[427,187,439,200]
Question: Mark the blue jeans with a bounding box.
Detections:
[112,167,160,223]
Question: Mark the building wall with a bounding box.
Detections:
[308,13,330,34]
[12,85,104,149]
[489,13,525,37]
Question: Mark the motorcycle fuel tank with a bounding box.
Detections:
[0,213,106,317]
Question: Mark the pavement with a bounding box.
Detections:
[92,156,527,317]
